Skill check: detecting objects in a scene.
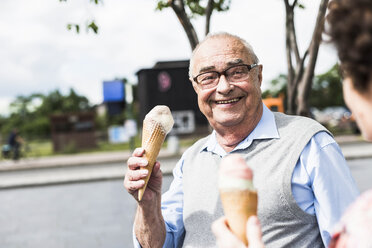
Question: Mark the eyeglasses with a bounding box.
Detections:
[193,64,258,89]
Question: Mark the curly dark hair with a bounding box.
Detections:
[326,0,372,93]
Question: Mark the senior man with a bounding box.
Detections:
[124,32,358,247]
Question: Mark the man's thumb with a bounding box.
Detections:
[246,216,264,248]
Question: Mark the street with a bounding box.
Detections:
[0,157,371,247]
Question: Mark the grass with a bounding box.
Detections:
[12,134,204,159]
[24,140,53,158]
[1,128,359,161]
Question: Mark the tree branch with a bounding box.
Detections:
[290,17,300,64]
[284,0,296,113]
[296,0,329,116]
[169,0,199,50]
[205,0,214,36]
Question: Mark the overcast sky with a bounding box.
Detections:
[0,0,337,116]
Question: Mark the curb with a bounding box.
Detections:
[0,148,186,172]
[0,141,370,190]
[0,156,176,190]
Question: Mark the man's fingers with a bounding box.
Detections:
[151,162,161,177]
[126,169,149,181]
[132,147,145,156]
[246,216,264,248]
[212,217,246,248]
[212,217,229,237]
[124,179,145,193]
[127,156,148,170]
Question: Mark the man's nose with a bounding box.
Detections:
[216,75,233,93]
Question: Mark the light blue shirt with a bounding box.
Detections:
[134,105,359,247]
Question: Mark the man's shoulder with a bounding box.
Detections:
[182,135,211,157]
[273,112,325,128]
[273,112,331,138]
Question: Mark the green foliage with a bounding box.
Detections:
[66,20,98,34]
[310,64,344,109]
[61,0,101,34]
[156,1,171,10]
[262,64,344,110]
[67,23,80,33]
[156,0,231,18]
[0,89,93,141]
[87,21,99,34]
[262,74,287,98]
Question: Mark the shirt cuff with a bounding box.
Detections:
[162,222,175,248]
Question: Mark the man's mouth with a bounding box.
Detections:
[215,97,242,104]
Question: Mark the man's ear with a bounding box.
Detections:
[190,78,200,93]
[257,64,263,86]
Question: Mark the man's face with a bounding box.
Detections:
[190,37,263,130]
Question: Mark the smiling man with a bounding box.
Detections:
[124,32,358,248]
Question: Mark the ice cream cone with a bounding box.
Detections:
[138,106,174,201]
[220,189,258,246]
[218,154,258,246]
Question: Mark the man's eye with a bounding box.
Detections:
[202,76,214,81]
[230,69,244,75]
[200,74,216,82]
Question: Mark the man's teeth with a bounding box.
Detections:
[216,98,240,104]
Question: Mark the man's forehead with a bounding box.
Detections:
[197,59,245,72]
[193,40,249,69]
[198,36,244,53]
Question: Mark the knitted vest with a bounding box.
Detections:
[181,113,329,248]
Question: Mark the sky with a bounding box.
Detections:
[0,0,338,116]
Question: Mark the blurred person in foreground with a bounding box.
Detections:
[327,0,372,142]
[327,0,372,247]
[124,32,358,247]
[212,0,372,247]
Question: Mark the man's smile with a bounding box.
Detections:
[215,97,243,104]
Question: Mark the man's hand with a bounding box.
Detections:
[124,147,163,202]
[212,216,264,248]
[124,147,166,247]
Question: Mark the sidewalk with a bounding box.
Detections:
[1,134,370,169]
[0,135,371,189]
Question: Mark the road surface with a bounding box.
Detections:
[0,157,371,247]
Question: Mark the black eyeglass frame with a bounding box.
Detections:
[192,63,259,85]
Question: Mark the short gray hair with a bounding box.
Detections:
[189,32,260,79]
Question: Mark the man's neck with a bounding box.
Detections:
[214,106,263,153]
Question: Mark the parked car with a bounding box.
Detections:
[311,106,360,133]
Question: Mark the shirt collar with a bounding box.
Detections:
[201,104,280,156]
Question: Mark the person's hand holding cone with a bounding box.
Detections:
[218,154,258,246]
[138,105,174,201]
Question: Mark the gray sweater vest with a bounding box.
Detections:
[181,112,329,248]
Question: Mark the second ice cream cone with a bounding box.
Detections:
[218,154,258,246]
[220,189,258,246]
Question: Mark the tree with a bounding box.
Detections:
[36,89,90,116]
[0,89,92,140]
[157,0,329,115]
[283,0,329,116]
[156,0,231,50]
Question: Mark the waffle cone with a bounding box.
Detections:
[138,120,166,201]
[220,189,258,246]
